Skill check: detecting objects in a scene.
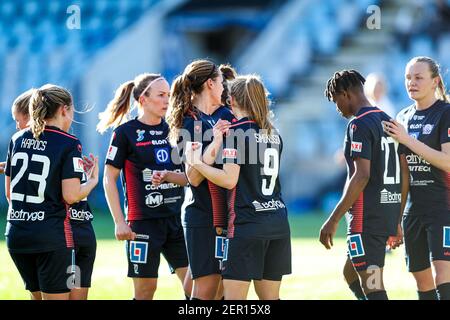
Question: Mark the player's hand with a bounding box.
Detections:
[185,142,202,166]
[382,119,409,144]
[152,170,168,186]
[85,154,99,183]
[387,224,404,249]
[0,161,5,174]
[213,120,230,141]
[319,218,338,249]
[115,221,136,241]
[82,154,94,173]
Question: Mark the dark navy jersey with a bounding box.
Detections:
[344,107,402,236]
[179,106,236,228]
[105,118,184,221]
[4,126,83,253]
[222,118,290,240]
[396,100,450,217]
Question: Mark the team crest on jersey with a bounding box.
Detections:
[136,129,145,142]
[215,236,228,260]
[409,132,419,139]
[422,124,434,135]
[351,142,362,153]
[348,234,365,258]
[73,157,84,173]
[443,227,450,248]
[222,148,237,160]
[107,146,118,161]
[129,241,148,264]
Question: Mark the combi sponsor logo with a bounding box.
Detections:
[252,199,286,212]
[380,189,401,204]
[8,209,45,221]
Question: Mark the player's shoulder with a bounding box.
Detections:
[43,126,80,145]
[114,118,138,133]
[10,128,29,144]
[396,104,415,121]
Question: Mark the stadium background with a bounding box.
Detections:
[0,0,448,299]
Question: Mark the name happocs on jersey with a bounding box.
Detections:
[20,138,47,151]
[380,189,401,204]
[252,199,286,212]
[254,133,281,144]
[8,208,45,221]
[70,208,94,221]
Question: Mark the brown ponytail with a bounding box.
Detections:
[219,64,237,106]
[29,84,72,139]
[97,73,163,134]
[12,88,35,117]
[167,59,219,144]
[230,75,273,134]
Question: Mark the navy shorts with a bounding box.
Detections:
[222,236,292,282]
[184,226,226,279]
[127,216,188,278]
[9,247,74,294]
[74,243,96,288]
[403,214,450,273]
[347,233,388,271]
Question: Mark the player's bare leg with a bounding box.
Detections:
[133,278,157,300]
[70,288,89,300]
[191,274,221,300]
[343,257,359,284]
[30,291,42,300]
[223,279,251,300]
[357,267,387,300]
[432,260,450,300]
[175,267,192,299]
[42,292,70,300]
[412,268,435,291]
[254,279,281,300]
[214,279,224,300]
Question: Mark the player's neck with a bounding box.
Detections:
[192,96,218,115]
[138,113,161,126]
[352,98,373,116]
[234,109,249,120]
[415,94,437,111]
[44,119,64,131]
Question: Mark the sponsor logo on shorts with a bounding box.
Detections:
[222,148,237,160]
[443,227,450,249]
[145,192,163,208]
[129,241,148,264]
[215,236,228,259]
[8,209,45,221]
[107,146,118,161]
[73,157,84,173]
[422,124,434,135]
[252,199,286,212]
[348,234,365,258]
[136,129,145,142]
[380,189,401,204]
[351,142,362,153]
[69,208,94,221]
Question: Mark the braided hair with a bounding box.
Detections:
[324,70,366,101]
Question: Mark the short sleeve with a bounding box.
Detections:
[62,140,84,180]
[105,127,128,169]
[439,108,450,145]
[4,139,13,177]
[347,121,372,160]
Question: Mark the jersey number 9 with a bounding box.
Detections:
[262,148,279,196]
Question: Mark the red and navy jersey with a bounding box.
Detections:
[344,107,402,236]
[4,126,83,253]
[105,118,183,221]
[179,106,235,228]
[221,118,290,239]
[396,100,450,217]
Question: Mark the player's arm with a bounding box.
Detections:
[103,164,136,241]
[0,161,5,174]
[384,119,450,172]
[62,156,99,204]
[152,170,188,187]
[191,162,240,190]
[319,157,370,249]
[4,175,10,202]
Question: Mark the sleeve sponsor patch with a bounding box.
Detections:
[222,148,237,159]
[448,128,450,138]
[351,142,362,153]
[107,146,118,161]
[73,157,84,173]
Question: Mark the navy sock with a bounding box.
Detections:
[185,295,190,300]
[191,297,202,300]
[366,290,388,300]
[349,280,366,300]
[418,289,438,300]
[437,283,450,300]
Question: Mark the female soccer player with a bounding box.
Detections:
[98,73,191,300]
[167,60,235,300]
[4,84,99,300]
[319,70,408,300]
[184,74,292,300]
[383,56,450,300]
